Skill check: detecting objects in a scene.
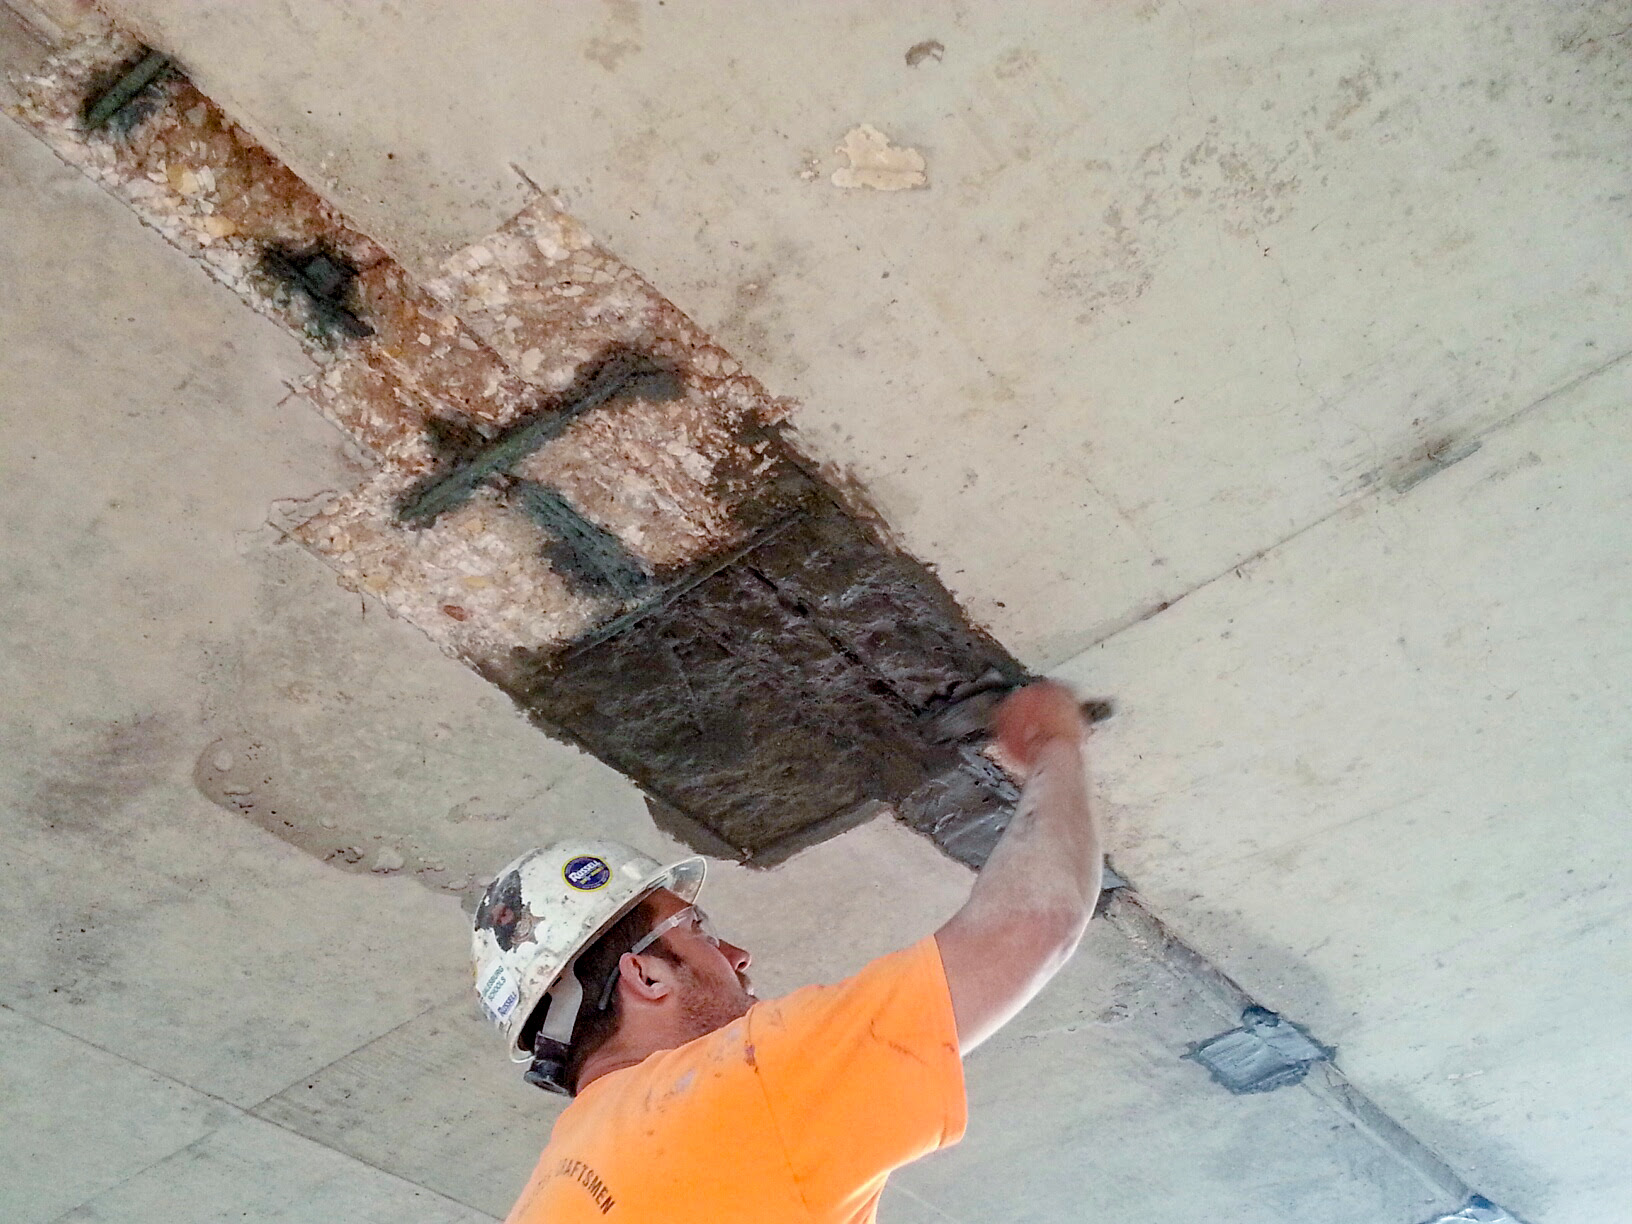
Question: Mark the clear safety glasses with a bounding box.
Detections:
[595,905,720,1011]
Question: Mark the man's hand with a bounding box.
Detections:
[935,680,1103,1055]
[990,681,1089,774]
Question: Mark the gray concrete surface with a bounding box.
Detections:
[1056,353,1632,1221]
[5,2,1629,1221]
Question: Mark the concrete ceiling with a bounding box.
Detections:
[3,2,1627,1223]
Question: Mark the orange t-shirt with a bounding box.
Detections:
[505,935,967,1223]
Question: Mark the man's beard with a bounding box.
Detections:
[676,965,756,1041]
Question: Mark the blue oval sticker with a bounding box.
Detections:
[563,855,611,891]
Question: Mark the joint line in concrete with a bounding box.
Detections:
[1103,890,1475,1204]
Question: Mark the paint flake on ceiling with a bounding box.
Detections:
[831,123,928,191]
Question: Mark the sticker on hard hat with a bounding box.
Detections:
[478,963,521,1025]
[563,855,612,891]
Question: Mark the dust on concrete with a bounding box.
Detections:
[18,713,181,834]
[583,0,642,72]
[1044,124,1303,323]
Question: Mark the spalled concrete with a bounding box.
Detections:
[96,0,1632,665]
[8,29,1037,867]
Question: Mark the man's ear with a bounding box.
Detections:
[617,950,677,1006]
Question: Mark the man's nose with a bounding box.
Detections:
[722,940,751,973]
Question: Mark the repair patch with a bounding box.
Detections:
[12,28,1046,873]
[1185,1006,1334,1094]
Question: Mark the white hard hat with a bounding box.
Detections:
[471,838,704,1093]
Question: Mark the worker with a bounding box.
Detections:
[471,680,1103,1222]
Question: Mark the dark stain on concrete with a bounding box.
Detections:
[905,40,946,67]
[80,46,173,134]
[1388,436,1484,495]
[18,714,179,834]
[258,244,374,342]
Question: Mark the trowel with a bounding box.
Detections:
[919,669,1115,748]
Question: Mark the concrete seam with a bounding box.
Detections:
[1103,892,1475,1204]
[740,560,920,719]
[234,986,508,1218]
[240,985,468,1114]
[0,0,56,45]
[3,997,500,1220]
[39,1128,226,1224]
[0,1003,248,1224]
[0,999,247,1112]
[39,1112,500,1224]
[890,1183,968,1223]
[1063,344,1632,665]
[242,1109,503,1221]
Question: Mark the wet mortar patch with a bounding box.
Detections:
[486,497,1027,862]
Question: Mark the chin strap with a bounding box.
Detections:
[523,968,584,1095]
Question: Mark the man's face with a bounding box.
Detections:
[644,889,756,1038]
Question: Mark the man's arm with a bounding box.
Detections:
[934,681,1102,1054]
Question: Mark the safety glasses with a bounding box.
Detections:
[595,905,719,1010]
